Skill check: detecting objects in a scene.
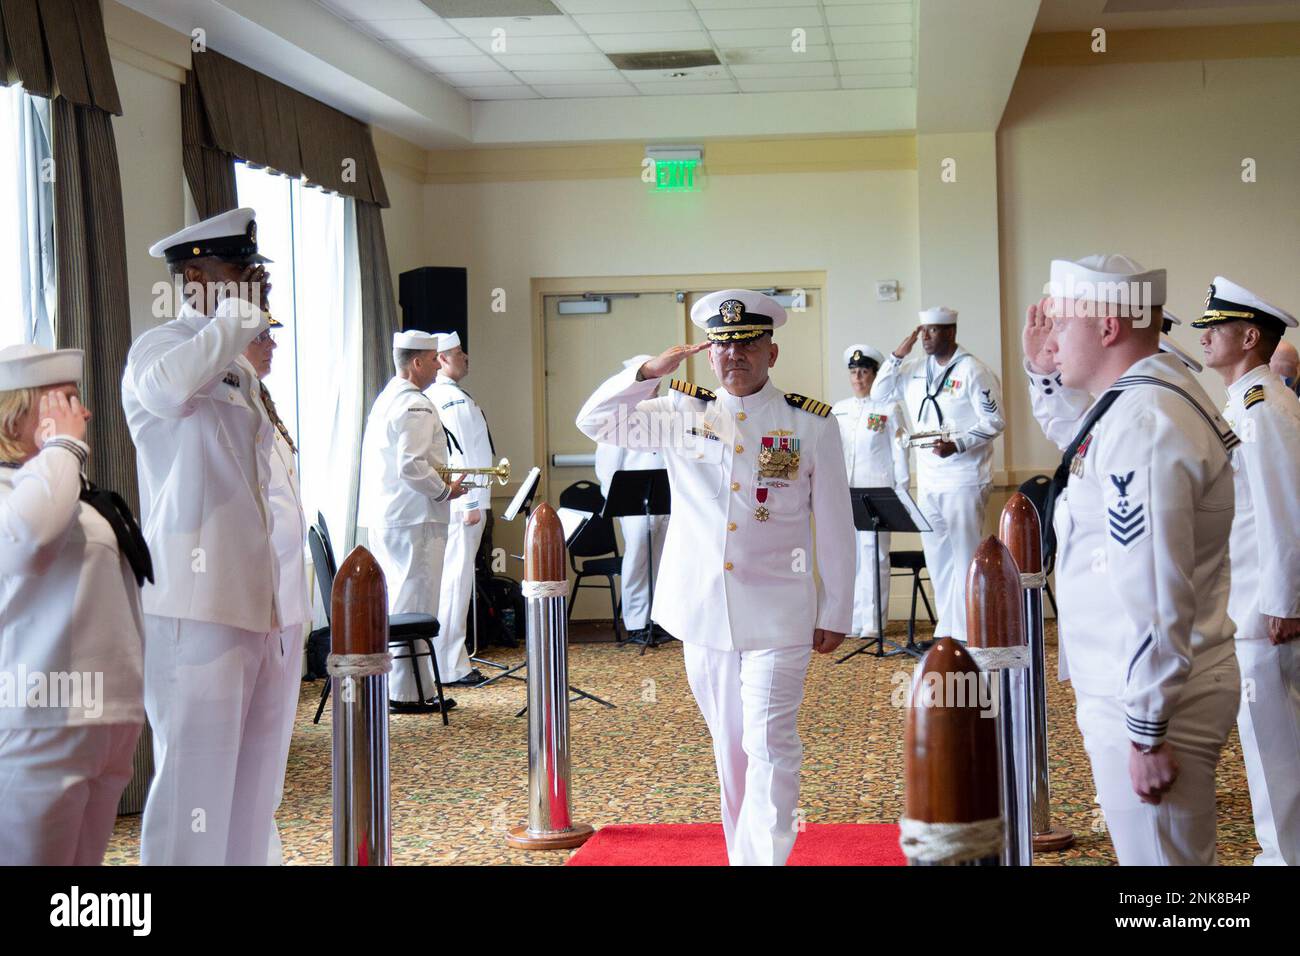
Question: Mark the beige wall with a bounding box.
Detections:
[997,54,1300,475]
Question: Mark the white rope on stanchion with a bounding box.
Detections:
[898,816,1005,864]
[1019,570,1047,589]
[327,652,393,678]
[522,579,570,599]
[966,645,1030,671]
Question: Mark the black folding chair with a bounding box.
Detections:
[559,480,624,642]
[889,550,937,647]
[309,523,451,725]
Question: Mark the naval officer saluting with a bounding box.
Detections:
[123,207,293,865]
[1196,277,1300,866]
[577,289,855,866]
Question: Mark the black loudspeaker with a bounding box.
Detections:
[399,266,468,352]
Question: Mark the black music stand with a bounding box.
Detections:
[473,467,540,687]
[602,468,671,655]
[837,486,930,663]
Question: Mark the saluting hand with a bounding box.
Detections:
[37,390,89,446]
[1023,297,1058,375]
[1129,742,1180,804]
[893,326,920,359]
[812,629,845,654]
[238,264,272,312]
[637,342,710,381]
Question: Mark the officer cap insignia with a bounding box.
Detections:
[1243,384,1265,409]
[784,392,831,417]
[719,299,745,324]
[670,380,716,401]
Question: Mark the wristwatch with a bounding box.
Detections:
[1132,741,1162,754]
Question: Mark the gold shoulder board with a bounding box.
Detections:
[785,393,831,417]
[670,380,716,401]
[1243,384,1266,409]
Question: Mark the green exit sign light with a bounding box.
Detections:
[655,159,698,191]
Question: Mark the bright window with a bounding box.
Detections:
[235,163,363,552]
[0,85,54,349]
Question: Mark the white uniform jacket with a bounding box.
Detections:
[1028,352,1239,747]
[268,426,310,629]
[830,396,910,491]
[1222,365,1300,640]
[576,360,856,651]
[359,377,452,530]
[0,439,144,727]
[871,346,1005,488]
[426,375,494,515]
[122,298,279,634]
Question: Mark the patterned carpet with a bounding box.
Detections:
[104,621,1259,866]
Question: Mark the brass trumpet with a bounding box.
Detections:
[437,457,511,487]
[906,430,953,449]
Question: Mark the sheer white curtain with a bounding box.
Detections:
[0,85,55,349]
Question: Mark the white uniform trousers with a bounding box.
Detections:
[267,623,307,865]
[0,723,140,865]
[369,522,447,702]
[1235,637,1300,865]
[619,514,667,631]
[682,642,812,866]
[852,529,891,637]
[1075,655,1239,865]
[435,516,485,683]
[140,616,293,865]
[916,484,990,642]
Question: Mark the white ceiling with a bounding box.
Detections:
[313,0,917,100]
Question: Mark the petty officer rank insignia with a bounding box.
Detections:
[222,371,241,388]
[784,393,831,417]
[866,413,887,432]
[980,388,998,414]
[1243,384,1265,409]
[670,380,716,401]
[1106,468,1149,550]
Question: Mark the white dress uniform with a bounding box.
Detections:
[358,334,453,703]
[1029,257,1241,865]
[1196,278,1300,865]
[831,345,910,637]
[0,345,145,865]
[870,309,1005,641]
[595,439,668,634]
[124,208,293,866]
[576,290,855,866]
[426,344,492,682]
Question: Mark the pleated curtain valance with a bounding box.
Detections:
[0,0,121,113]
[185,48,390,207]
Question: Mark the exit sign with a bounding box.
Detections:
[655,159,698,191]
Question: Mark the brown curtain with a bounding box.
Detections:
[50,97,137,512]
[180,77,236,219]
[356,200,400,409]
[0,0,121,114]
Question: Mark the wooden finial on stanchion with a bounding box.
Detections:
[999,493,1075,852]
[330,546,392,866]
[966,536,1031,865]
[507,503,594,851]
[902,638,1002,865]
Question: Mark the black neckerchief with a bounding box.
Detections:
[918,352,965,427]
[1040,389,1123,566]
[0,458,153,587]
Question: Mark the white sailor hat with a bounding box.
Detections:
[1161,309,1182,332]
[1159,334,1202,373]
[0,344,84,391]
[435,331,462,352]
[1193,276,1297,330]
[393,330,440,350]
[918,307,957,326]
[149,207,270,266]
[1048,254,1165,313]
[691,289,787,343]
[843,344,885,368]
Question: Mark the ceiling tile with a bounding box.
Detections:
[698,7,822,30]
[736,76,839,93]
[709,27,828,47]
[633,78,738,95]
[831,41,912,60]
[320,0,436,19]
[384,36,480,56]
[415,54,506,72]
[825,3,914,26]
[459,86,542,99]
[728,60,834,77]
[570,11,702,33]
[690,0,817,8]
[492,52,617,69]
[555,0,691,12]
[535,84,639,98]
[836,57,912,75]
[722,44,831,64]
[839,73,913,89]
[440,71,523,86]
[446,16,582,37]
[514,68,629,84]
[469,34,597,53]
[588,30,712,52]
[829,24,912,44]
[356,17,460,40]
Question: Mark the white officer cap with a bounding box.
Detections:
[918,307,957,326]
[1159,334,1202,373]
[1193,276,1297,330]
[393,330,440,350]
[843,344,885,368]
[435,331,462,352]
[149,207,271,265]
[691,289,787,343]
[1048,254,1166,313]
[0,344,84,391]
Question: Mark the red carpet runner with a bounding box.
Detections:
[566,822,905,866]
